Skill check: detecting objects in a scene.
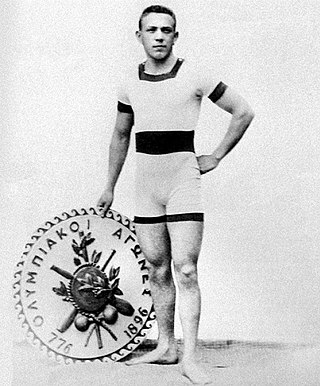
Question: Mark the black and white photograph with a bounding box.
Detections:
[3,0,320,385]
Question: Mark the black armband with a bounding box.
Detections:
[208,82,228,103]
[117,101,134,114]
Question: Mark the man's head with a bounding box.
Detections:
[138,5,176,31]
[136,5,178,61]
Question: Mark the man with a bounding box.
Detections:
[98,5,254,384]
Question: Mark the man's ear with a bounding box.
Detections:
[135,30,142,44]
[173,31,179,44]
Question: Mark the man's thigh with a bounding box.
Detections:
[167,221,204,265]
[135,222,171,265]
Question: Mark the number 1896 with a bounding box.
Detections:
[123,307,148,339]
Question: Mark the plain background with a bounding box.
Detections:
[2,1,320,381]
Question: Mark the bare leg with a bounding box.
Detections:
[168,221,211,384]
[126,222,178,365]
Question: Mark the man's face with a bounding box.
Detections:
[136,13,178,61]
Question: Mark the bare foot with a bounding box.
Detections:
[125,345,178,366]
[181,360,212,385]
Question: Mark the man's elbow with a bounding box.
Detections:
[235,104,255,125]
[246,106,255,122]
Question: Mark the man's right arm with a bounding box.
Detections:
[97,110,134,216]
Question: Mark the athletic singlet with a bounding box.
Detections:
[117,58,227,223]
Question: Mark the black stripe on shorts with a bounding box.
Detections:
[208,82,228,103]
[136,130,195,155]
[167,213,204,222]
[134,215,167,224]
[134,213,204,224]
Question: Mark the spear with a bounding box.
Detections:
[50,265,73,280]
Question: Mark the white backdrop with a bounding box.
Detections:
[3,0,320,349]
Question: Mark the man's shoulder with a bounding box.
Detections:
[118,63,140,82]
[182,57,224,96]
[116,62,141,101]
[183,57,221,76]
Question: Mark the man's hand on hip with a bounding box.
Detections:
[196,154,220,175]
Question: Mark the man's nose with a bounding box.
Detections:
[154,30,164,41]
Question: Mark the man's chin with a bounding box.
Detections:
[150,52,170,61]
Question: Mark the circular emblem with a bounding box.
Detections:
[13,208,155,363]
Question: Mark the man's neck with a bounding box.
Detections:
[144,54,177,75]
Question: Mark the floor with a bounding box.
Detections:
[12,339,320,385]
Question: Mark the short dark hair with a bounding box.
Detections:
[139,5,176,31]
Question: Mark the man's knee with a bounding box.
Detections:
[142,247,167,267]
[151,264,173,285]
[142,251,171,282]
[174,260,198,288]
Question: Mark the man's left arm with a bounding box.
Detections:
[197,87,255,174]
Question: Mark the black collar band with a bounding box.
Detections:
[139,58,184,82]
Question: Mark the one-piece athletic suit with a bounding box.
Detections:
[117,58,227,224]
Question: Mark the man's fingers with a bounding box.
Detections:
[97,203,107,217]
[101,208,108,218]
[97,192,113,217]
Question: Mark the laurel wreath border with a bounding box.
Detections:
[13,207,155,365]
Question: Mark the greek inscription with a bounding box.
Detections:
[56,228,68,240]
[33,315,44,327]
[32,256,43,267]
[124,235,135,244]
[28,300,38,310]
[25,289,36,298]
[26,272,37,284]
[138,259,148,271]
[69,221,80,233]
[142,288,151,296]
[131,245,142,259]
[112,228,122,240]
[46,238,57,250]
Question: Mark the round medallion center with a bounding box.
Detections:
[71,265,110,313]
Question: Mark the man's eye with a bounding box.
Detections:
[162,29,172,34]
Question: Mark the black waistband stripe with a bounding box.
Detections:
[134,213,204,224]
[208,82,228,103]
[136,130,195,155]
